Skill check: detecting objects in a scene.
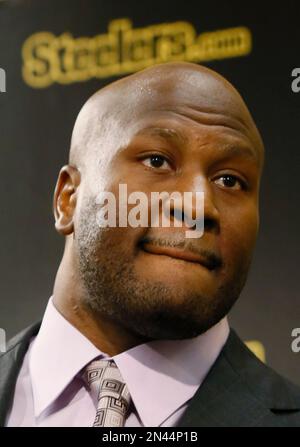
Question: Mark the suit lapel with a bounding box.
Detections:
[0,322,41,426]
[176,349,270,426]
[177,329,300,427]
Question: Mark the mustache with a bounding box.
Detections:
[139,235,223,269]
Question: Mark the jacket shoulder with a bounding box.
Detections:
[0,321,41,360]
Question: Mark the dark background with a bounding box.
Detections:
[0,0,299,385]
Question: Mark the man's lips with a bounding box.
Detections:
[141,242,219,271]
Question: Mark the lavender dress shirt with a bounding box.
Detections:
[6,297,229,427]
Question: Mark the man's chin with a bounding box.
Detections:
[115,300,226,341]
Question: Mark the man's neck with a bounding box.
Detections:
[52,246,152,356]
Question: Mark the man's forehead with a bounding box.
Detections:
[101,67,247,121]
[114,67,263,163]
[98,69,259,144]
[71,63,264,168]
[117,105,263,168]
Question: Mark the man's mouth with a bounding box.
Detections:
[139,239,221,271]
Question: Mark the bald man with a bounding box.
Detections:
[1,62,300,427]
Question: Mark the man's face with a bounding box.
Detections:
[73,71,263,340]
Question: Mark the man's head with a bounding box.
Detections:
[53,62,264,341]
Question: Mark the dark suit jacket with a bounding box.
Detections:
[1,322,300,427]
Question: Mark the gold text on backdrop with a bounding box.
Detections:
[22,18,252,88]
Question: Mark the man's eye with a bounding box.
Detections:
[214,174,244,190]
[141,155,171,170]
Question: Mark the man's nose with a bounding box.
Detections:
[167,175,220,234]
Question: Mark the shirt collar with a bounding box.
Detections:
[29,297,105,418]
[30,297,229,425]
[114,317,229,426]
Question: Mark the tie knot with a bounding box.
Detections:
[84,359,116,388]
[83,358,132,427]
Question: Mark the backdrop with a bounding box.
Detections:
[0,0,299,385]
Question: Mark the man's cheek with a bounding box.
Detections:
[220,219,258,264]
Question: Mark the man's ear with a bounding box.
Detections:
[53,165,81,235]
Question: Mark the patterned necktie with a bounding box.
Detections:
[83,359,132,427]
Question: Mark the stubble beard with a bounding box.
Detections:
[75,199,249,340]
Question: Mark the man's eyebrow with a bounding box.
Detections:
[133,127,187,145]
[219,144,259,163]
[131,126,259,163]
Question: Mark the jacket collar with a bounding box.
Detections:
[0,321,40,426]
